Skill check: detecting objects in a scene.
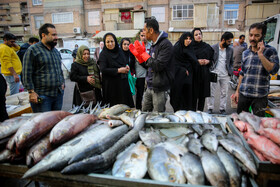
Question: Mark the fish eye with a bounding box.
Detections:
[169,175,176,182]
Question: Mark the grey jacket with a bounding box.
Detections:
[211,43,234,76]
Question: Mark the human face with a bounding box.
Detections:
[249,28,263,48]
[143,24,152,41]
[122,40,130,51]
[222,38,232,48]
[193,30,202,42]
[184,36,192,47]
[140,31,147,43]
[5,39,16,47]
[100,42,104,49]
[43,27,58,48]
[239,36,245,44]
[82,49,90,62]
[105,35,115,50]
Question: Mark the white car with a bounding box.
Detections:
[56,48,73,59]
[89,47,96,59]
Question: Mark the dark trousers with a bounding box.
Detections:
[135,78,145,109]
[237,93,268,117]
[0,74,8,122]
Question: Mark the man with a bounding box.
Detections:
[0,33,22,95]
[0,73,9,122]
[130,19,173,112]
[232,23,279,117]
[134,29,151,109]
[94,41,104,62]
[237,35,248,49]
[72,44,78,61]
[17,37,39,62]
[23,23,65,112]
[207,32,234,115]
[233,42,246,69]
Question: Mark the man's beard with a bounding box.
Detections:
[47,40,57,48]
[222,42,229,48]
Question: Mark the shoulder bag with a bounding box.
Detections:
[76,83,96,106]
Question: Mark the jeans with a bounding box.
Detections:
[237,93,268,117]
[142,88,168,112]
[5,75,20,95]
[31,92,64,113]
[207,75,230,111]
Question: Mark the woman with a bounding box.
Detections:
[70,45,102,106]
[98,33,134,107]
[170,32,198,112]
[120,38,135,74]
[191,28,214,111]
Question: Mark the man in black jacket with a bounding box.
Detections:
[130,19,173,112]
[17,37,39,62]
[0,74,9,122]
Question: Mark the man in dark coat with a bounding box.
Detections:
[17,37,39,62]
[130,18,173,112]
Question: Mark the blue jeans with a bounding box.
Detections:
[5,75,20,95]
[30,92,64,113]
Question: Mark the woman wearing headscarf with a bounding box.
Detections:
[191,28,214,111]
[70,45,102,106]
[120,38,135,74]
[170,32,198,111]
[98,33,134,107]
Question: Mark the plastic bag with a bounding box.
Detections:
[128,70,137,96]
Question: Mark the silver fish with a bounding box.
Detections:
[199,111,213,123]
[139,127,162,148]
[201,150,230,187]
[219,139,257,175]
[217,147,241,187]
[108,120,124,127]
[185,111,204,123]
[112,141,148,179]
[191,124,203,136]
[187,138,203,156]
[98,104,130,119]
[181,152,205,185]
[22,122,111,179]
[165,114,180,123]
[201,132,218,153]
[269,108,280,118]
[0,116,30,139]
[119,113,134,127]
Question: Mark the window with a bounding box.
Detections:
[264,18,277,43]
[52,12,73,24]
[151,7,165,23]
[173,4,193,20]
[224,4,239,20]
[32,0,42,6]
[88,11,100,26]
[120,9,131,23]
[34,15,44,29]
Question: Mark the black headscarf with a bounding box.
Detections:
[191,29,212,60]
[120,38,135,72]
[173,32,197,69]
[101,33,126,67]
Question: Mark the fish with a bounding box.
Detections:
[258,127,280,145]
[108,120,124,127]
[234,120,249,132]
[174,110,188,116]
[201,131,218,153]
[251,147,267,161]
[9,111,72,152]
[119,113,134,127]
[219,139,257,175]
[180,152,205,185]
[139,127,162,148]
[0,116,30,139]
[239,112,261,131]
[269,108,280,118]
[146,116,170,123]
[165,114,180,123]
[244,132,280,164]
[200,150,230,187]
[26,133,53,167]
[98,104,130,119]
[226,133,243,146]
[147,142,187,184]
[112,141,148,179]
[0,149,13,162]
[159,127,193,138]
[260,117,280,129]
[187,138,203,156]
[22,122,112,179]
[68,125,129,164]
[61,114,147,174]
[191,124,203,136]
[199,111,213,123]
[217,147,241,187]
[185,111,204,123]
[0,135,11,151]
[50,114,97,145]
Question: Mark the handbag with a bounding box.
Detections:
[76,83,96,106]
[210,72,218,83]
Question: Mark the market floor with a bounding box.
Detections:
[62,78,237,114]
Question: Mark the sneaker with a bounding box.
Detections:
[207,109,213,114]
[220,110,226,115]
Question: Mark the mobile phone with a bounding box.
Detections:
[37,97,43,104]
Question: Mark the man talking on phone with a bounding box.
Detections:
[232,22,279,116]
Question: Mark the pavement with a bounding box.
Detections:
[62,77,237,115]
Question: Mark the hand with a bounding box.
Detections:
[62,84,65,90]
[87,76,95,85]
[204,59,210,65]
[186,70,189,76]
[118,65,130,74]
[232,92,239,104]
[134,40,145,55]
[257,40,265,55]
[13,74,19,83]
[29,92,39,103]
[198,59,204,65]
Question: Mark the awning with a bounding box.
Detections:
[92,30,140,39]
[168,27,240,32]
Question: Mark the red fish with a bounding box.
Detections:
[258,128,280,145]
[260,118,280,129]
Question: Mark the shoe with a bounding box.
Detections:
[220,110,226,115]
[207,109,213,114]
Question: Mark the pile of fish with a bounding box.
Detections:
[231,110,280,164]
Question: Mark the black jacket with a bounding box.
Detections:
[17,43,30,62]
[144,31,173,92]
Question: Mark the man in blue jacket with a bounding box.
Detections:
[17,37,39,62]
[130,18,173,112]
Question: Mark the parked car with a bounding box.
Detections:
[89,47,96,59]
[56,48,73,59]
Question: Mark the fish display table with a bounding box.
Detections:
[8,104,32,119]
